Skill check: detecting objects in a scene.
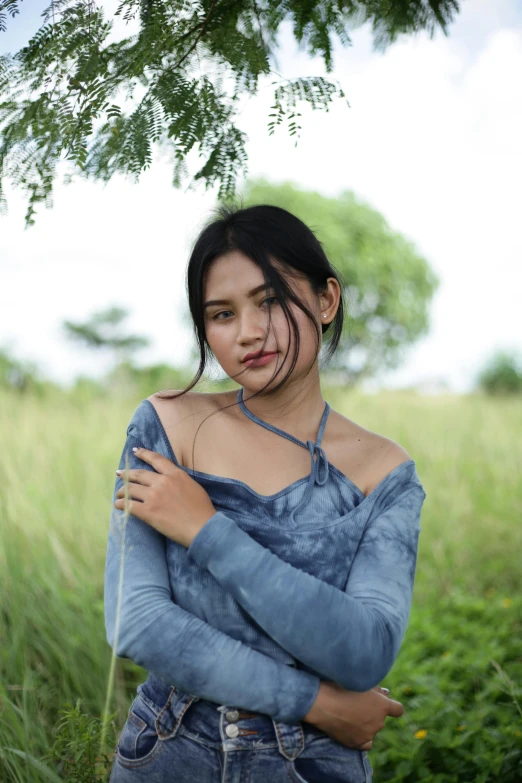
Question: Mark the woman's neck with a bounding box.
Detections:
[238,378,326,442]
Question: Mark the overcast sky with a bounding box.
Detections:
[1,0,521,393]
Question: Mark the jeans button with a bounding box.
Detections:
[225,709,240,722]
[225,724,240,738]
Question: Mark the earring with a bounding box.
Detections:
[322,314,327,318]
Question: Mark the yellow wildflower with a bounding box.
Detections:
[501,598,512,608]
[414,729,428,739]
[457,725,465,731]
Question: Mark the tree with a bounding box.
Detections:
[235,178,439,383]
[476,349,522,396]
[62,305,150,367]
[0,343,43,392]
[0,0,460,226]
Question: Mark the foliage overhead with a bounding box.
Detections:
[237,178,439,383]
[0,0,460,226]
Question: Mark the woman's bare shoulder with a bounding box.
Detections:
[330,409,411,497]
[364,437,412,494]
[146,389,233,436]
[147,389,191,421]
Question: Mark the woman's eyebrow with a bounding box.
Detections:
[204,283,273,308]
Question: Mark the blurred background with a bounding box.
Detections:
[1,1,521,781]
[1,0,521,398]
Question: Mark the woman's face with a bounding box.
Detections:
[203,250,323,391]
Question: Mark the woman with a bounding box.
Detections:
[105,203,426,782]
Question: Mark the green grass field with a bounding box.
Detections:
[1,385,521,782]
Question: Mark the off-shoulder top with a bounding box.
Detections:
[104,387,426,724]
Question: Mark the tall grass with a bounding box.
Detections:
[1,385,520,781]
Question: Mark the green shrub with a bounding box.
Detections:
[370,591,522,782]
[42,701,117,783]
[476,350,522,396]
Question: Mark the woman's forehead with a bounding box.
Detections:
[204,250,312,301]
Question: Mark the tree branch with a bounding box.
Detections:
[172,0,217,71]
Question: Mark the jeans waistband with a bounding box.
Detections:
[138,671,323,760]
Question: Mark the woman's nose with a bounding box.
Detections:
[236,309,269,340]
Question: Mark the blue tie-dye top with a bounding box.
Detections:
[104,388,426,725]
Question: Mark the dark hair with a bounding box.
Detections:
[156,202,346,466]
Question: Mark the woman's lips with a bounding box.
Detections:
[242,352,278,367]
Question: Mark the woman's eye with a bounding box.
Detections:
[213,297,279,321]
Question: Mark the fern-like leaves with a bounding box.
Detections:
[0,0,460,225]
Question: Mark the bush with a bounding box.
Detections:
[476,350,522,395]
[371,591,522,782]
[42,701,117,783]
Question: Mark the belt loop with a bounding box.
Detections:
[155,687,198,740]
[271,717,305,761]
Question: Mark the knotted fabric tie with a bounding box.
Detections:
[288,441,329,525]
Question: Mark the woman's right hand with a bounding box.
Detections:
[302,681,404,750]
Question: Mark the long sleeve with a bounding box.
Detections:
[104,429,321,725]
[187,481,426,692]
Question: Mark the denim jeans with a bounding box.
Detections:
[109,674,373,782]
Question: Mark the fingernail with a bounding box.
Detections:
[132,447,139,453]
[115,470,122,475]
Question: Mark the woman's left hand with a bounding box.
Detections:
[114,446,217,548]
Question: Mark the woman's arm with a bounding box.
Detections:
[105,430,321,725]
[187,480,426,692]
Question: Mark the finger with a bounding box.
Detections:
[115,483,147,501]
[116,468,155,486]
[386,698,404,718]
[114,498,142,516]
[131,447,177,474]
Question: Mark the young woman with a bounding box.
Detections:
[105,203,426,782]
